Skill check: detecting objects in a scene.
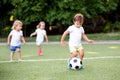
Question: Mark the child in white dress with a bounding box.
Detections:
[30,21,48,56]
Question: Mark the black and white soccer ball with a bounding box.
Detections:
[69,57,82,70]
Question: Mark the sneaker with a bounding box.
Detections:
[67,58,71,69]
[39,50,43,55]
[80,61,82,65]
[38,50,43,56]
[79,65,84,70]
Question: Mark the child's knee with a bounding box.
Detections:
[71,52,78,58]
[16,48,21,52]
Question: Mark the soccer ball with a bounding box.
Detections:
[69,57,82,70]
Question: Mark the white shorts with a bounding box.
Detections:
[36,41,43,45]
[69,45,84,53]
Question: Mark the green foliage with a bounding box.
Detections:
[112,21,120,31]
[0,0,120,36]
[103,22,111,32]
[10,0,119,26]
[105,0,118,13]
[10,0,47,25]
[1,26,11,37]
[103,21,120,32]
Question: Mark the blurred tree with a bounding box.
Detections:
[82,0,119,32]
[0,0,119,36]
[10,0,47,25]
[0,0,13,37]
[44,0,119,33]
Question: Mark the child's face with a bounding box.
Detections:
[16,23,23,31]
[40,23,45,29]
[74,21,81,28]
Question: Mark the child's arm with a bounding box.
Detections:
[82,33,94,43]
[7,34,11,45]
[21,36,26,44]
[45,34,48,42]
[61,30,69,46]
[30,32,37,37]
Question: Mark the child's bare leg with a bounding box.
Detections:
[10,52,15,62]
[78,49,84,65]
[17,48,22,61]
[70,51,78,59]
[78,49,84,60]
[38,45,41,51]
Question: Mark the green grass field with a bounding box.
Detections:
[0,44,120,80]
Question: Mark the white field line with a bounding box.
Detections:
[1,40,120,46]
[0,56,120,63]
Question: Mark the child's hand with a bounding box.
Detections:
[46,40,49,43]
[88,40,94,44]
[61,41,66,46]
[23,41,26,45]
[7,42,10,45]
[30,34,32,37]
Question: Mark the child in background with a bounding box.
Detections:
[7,20,26,62]
[61,13,94,68]
[30,21,48,56]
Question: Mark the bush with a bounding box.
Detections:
[112,21,120,32]
[1,26,11,37]
[103,21,120,32]
[103,22,111,33]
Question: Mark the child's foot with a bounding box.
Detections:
[18,59,22,62]
[10,60,13,62]
[79,61,84,70]
[80,61,82,65]
[38,50,43,56]
[79,65,84,70]
[39,51,43,56]
[67,58,71,69]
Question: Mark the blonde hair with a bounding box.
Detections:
[12,20,23,29]
[36,25,39,29]
[73,13,84,25]
[36,21,45,29]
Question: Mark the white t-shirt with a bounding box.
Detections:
[10,30,23,46]
[66,25,85,46]
[35,29,46,42]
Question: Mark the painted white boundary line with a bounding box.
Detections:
[0,56,120,63]
[1,40,120,46]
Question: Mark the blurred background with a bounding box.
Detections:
[0,0,120,37]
